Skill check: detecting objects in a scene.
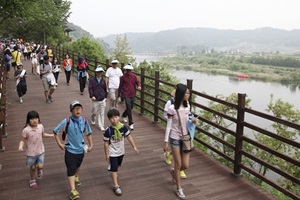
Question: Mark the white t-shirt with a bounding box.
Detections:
[105,67,123,89]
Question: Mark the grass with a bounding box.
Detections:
[158,54,300,84]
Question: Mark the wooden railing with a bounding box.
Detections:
[0,51,7,154]
[53,46,300,199]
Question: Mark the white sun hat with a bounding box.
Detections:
[123,63,134,70]
[111,59,119,64]
[95,65,105,72]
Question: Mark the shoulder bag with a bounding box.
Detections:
[176,110,195,153]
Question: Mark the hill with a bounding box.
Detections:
[67,22,110,53]
[99,27,300,54]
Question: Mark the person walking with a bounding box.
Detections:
[52,56,61,84]
[163,89,187,179]
[18,110,54,188]
[62,54,73,86]
[4,48,12,79]
[163,83,196,199]
[103,108,139,196]
[14,62,27,104]
[105,59,123,109]
[11,45,21,71]
[40,55,56,104]
[77,56,89,95]
[118,64,141,130]
[88,66,107,131]
[31,49,38,75]
[53,100,93,200]
[37,47,47,66]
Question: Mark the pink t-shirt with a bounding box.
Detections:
[167,104,190,140]
[21,124,45,156]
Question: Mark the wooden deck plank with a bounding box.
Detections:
[0,60,275,199]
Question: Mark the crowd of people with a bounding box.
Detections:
[4,40,196,200]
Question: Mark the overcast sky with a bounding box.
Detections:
[69,0,300,37]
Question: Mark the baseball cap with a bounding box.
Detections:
[17,62,23,66]
[70,100,82,111]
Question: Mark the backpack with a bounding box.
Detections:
[4,54,10,62]
[170,97,175,105]
[62,117,87,141]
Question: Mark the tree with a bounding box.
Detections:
[0,0,71,44]
[64,36,106,64]
[112,34,135,64]
[254,95,300,197]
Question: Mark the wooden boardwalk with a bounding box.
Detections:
[0,60,275,200]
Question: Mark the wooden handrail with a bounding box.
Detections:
[52,46,299,199]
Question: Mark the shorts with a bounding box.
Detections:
[108,155,124,172]
[26,153,45,167]
[31,58,38,65]
[170,137,183,147]
[42,79,56,91]
[65,150,84,176]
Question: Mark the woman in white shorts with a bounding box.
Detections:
[31,50,38,75]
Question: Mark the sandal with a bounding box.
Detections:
[29,179,38,188]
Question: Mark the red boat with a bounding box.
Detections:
[236,73,248,79]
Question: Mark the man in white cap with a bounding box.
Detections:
[88,65,108,131]
[105,59,123,109]
[118,64,141,130]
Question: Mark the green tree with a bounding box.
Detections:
[112,34,135,64]
[0,0,71,44]
[254,95,300,197]
[64,36,106,64]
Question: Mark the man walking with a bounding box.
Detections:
[105,59,123,109]
[88,66,107,131]
[118,64,141,130]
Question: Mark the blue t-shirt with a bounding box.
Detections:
[53,116,92,154]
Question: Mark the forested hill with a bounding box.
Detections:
[99,27,300,54]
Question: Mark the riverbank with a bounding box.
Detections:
[158,54,300,84]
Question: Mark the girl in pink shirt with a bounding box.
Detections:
[18,110,54,188]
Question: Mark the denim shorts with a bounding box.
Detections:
[170,138,182,147]
[26,153,45,167]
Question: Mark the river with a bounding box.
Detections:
[134,54,300,112]
[172,70,300,112]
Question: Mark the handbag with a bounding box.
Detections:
[176,110,195,153]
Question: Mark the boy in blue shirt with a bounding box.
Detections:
[53,100,93,200]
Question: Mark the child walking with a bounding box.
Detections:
[53,100,93,200]
[18,110,54,188]
[103,109,139,196]
[14,62,27,104]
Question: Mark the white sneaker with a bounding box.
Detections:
[91,116,95,125]
[176,188,185,199]
[129,124,134,130]
[100,127,106,131]
[19,97,23,104]
[122,117,128,123]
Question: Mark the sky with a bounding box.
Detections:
[69,0,300,38]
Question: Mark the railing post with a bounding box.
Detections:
[186,79,193,103]
[153,70,160,123]
[140,68,145,115]
[105,59,110,71]
[233,93,246,175]
[94,56,98,69]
